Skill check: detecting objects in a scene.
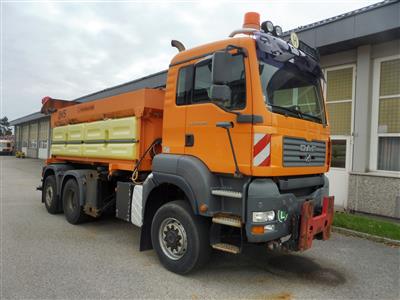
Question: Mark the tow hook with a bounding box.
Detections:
[267,240,282,251]
[298,196,334,251]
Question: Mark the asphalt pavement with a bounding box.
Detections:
[1,156,399,299]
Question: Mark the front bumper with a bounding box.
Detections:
[245,176,331,246]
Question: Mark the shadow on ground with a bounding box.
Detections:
[195,244,346,287]
[51,209,347,288]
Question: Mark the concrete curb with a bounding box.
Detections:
[333,226,400,246]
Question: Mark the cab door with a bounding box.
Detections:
[184,52,253,175]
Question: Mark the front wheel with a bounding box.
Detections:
[151,200,211,274]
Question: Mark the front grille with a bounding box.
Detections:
[283,137,326,167]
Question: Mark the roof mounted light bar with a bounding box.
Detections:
[230,13,284,38]
[229,28,258,38]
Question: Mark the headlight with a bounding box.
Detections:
[274,25,283,36]
[261,20,274,33]
[252,210,275,222]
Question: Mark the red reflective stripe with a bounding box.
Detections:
[253,134,270,157]
[258,155,270,166]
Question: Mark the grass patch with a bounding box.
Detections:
[333,212,400,241]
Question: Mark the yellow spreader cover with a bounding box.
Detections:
[51,117,138,160]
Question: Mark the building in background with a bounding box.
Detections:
[10,0,400,217]
[10,112,50,159]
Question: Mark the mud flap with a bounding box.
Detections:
[298,196,334,251]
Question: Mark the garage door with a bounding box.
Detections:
[38,119,49,159]
[28,123,38,158]
[21,125,29,155]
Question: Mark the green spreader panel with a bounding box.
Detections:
[51,116,138,160]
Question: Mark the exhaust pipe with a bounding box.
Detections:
[171,40,185,52]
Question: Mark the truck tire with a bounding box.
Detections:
[43,175,61,214]
[151,200,211,274]
[62,178,87,224]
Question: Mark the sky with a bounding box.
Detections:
[1,0,381,121]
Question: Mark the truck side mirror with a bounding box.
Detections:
[210,84,231,103]
[211,51,232,84]
[211,51,233,104]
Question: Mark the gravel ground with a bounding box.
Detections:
[1,156,399,299]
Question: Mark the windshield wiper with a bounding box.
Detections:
[288,105,322,123]
[268,104,302,119]
[267,103,299,116]
[287,105,305,119]
[268,104,322,123]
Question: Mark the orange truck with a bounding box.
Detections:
[39,12,334,274]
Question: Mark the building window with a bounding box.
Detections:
[331,139,346,168]
[378,137,399,171]
[373,57,400,172]
[22,125,29,148]
[325,66,354,136]
[29,123,38,149]
[39,140,48,149]
[30,140,37,149]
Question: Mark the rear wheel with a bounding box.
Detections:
[62,179,87,224]
[43,175,61,214]
[151,200,211,274]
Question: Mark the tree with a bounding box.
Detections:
[0,116,12,136]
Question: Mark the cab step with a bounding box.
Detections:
[211,243,241,254]
[211,189,242,199]
[212,214,242,228]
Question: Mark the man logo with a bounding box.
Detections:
[300,144,316,152]
[305,153,312,162]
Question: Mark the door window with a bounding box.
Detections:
[331,139,346,168]
[176,66,193,105]
[193,60,212,103]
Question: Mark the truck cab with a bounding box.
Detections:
[164,36,330,177]
[156,19,332,238]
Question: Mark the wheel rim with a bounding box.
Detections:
[45,185,53,207]
[66,188,77,213]
[159,217,188,260]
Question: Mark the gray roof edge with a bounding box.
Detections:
[10,69,169,126]
[283,0,398,35]
[10,112,49,126]
[73,69,168,102]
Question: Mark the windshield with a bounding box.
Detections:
[259,58,326,124]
